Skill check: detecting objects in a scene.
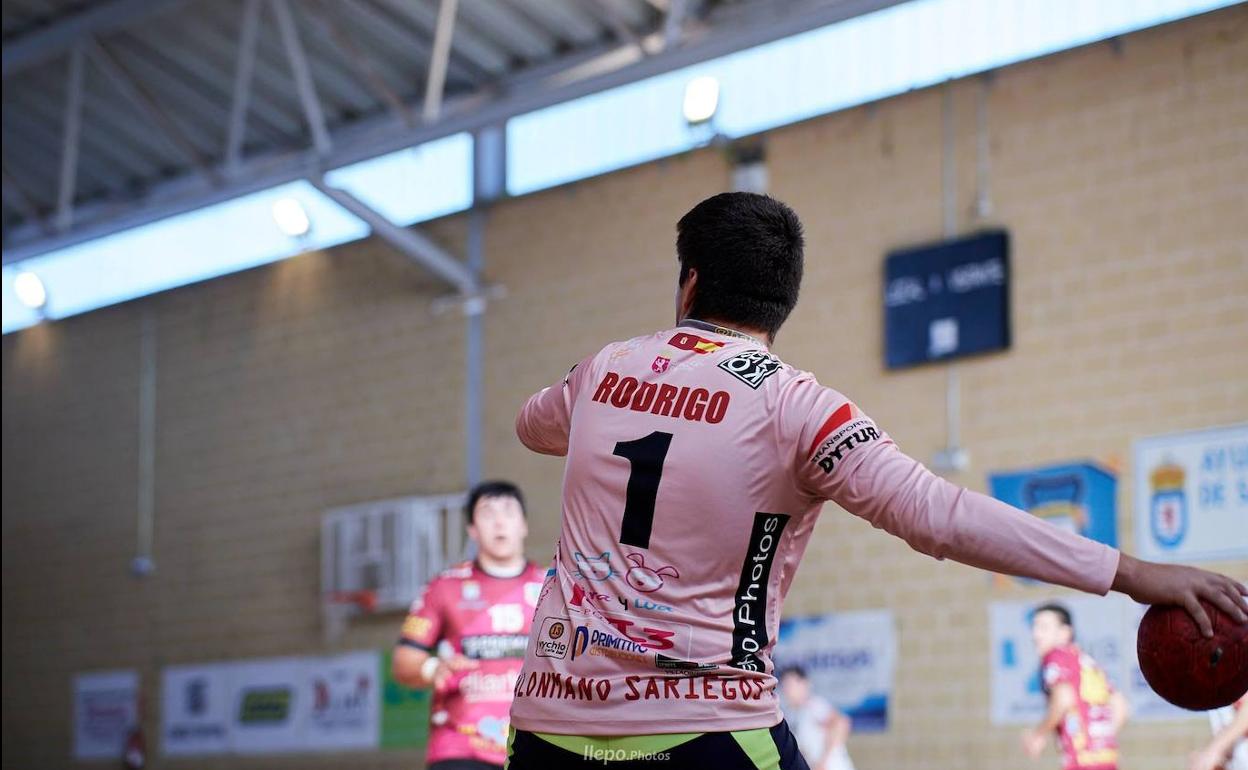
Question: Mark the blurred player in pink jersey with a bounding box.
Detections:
[393,481,546,770]
[505,192,1247,770]
[1022,603,1129,770]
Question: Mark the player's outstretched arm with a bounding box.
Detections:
[515,357,593,456]
[1111,553,1246,637]
[787,385,1248,625]
[820,437,1247,628]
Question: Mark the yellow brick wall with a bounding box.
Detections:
[3,7,1246,769]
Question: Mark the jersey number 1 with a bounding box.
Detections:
[612,431,672,549]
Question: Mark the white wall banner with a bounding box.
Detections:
[74,669,139,760]
[776,609,898,732]
[227,657,309,754]
[162,651,382,757]
[302,651,380,751]
[161,663,231,756]
[988,595,1201,725]
[1134,423,1248,563]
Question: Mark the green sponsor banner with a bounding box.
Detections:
[380,651,430,749]
[238,687,292,723]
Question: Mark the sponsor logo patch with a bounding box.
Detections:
[667,332,725,355]
[462,633,530,660]
[730,512,790,671]
[655,653,721,676]
[811,417,881,475]
[808,403,856,457]
[401,615,433,641]
[717,350,783,389]
[535,616,570,659]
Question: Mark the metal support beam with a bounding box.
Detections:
[472,125,507,206]
[84,38,221,185]
[973,75,993,220]
[2,0,193,78]
[305,0,415,128]
[941,83,956,238]
[344,0,489,87]
[1,163,52,237]
[663,0,688,49]
[272,0,332,155]
[132,306,158,577]
[423,0,459,123]
[311,179,477,295]
[224,0,262,175]
[464,207,486,487]
[932,83,968,476]
[55,45,85,232]
[589,0,644,52]
[4,0,909,262]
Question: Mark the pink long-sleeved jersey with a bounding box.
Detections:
[510,323,1120,735]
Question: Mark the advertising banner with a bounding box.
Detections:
[74,669,139,760]
[303,651,380,751]
[776,609,897,731]
[162,663,231,756]
[1134,423,1248,563]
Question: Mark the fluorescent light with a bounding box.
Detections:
[683,76,720,125]
[271,197,311,237]
[14,271,47,309]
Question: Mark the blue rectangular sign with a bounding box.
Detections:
[884,230,1010,369]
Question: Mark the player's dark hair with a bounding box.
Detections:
[676,192,804,339]
[778,665,809,681]
[465,480,526,524]
[1033,602,1074,631]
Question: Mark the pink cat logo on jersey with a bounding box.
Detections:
[625,553,680,593]
[652,356,671,374]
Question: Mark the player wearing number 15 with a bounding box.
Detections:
[505,193,1248,770]
[392,481,546,770]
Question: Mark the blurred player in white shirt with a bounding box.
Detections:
[1191,696,1248,770]
[780,667,855,770]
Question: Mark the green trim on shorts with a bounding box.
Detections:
[730,727,783,770]
[505,725,517,769]
[531,730,702,756]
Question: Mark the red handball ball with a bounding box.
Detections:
[1136,600,1248,711]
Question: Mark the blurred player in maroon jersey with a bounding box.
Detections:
[1023,603,1130,770]
[392,481,546,770]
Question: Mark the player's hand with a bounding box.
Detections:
[1020,728,1047,759]
[429,654,478,691]
[1188,747,1226,770]
[1112,554,1247,637]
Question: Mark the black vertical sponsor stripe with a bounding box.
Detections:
[730,512,790,671]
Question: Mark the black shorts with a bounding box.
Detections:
[505,720,810,770]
